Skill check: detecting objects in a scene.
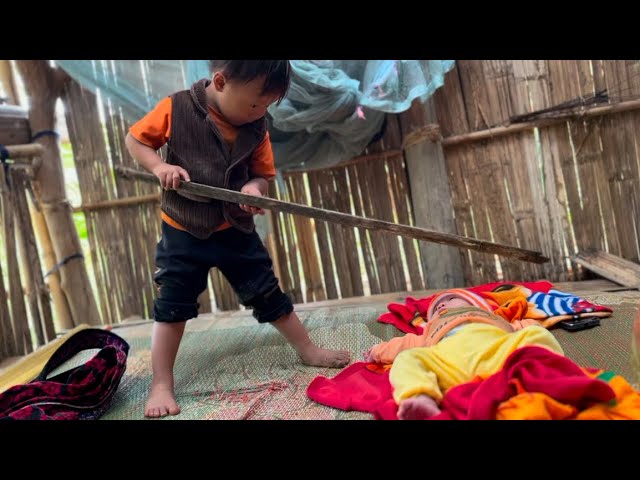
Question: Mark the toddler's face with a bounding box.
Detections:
[214,74,280,127]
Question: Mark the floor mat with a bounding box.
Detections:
[22,292,639,420]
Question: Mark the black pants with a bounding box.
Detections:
[153,221,293,323]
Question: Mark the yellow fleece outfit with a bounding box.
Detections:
[390,322,563,403]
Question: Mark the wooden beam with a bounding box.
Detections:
[1,79,73,333]
[116,166,550,264]
[73,193,160,213]
[30,196,74,331]
[15,60,101,327]
[400,100,464,289]
[3,143,44,160]
[573,250,640,288]
[442,97,640,147]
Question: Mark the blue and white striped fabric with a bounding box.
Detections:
[527,289,592,316]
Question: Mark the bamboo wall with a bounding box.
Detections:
[0,102,56,360]
[434,60,640,285]
[3,60,639,340]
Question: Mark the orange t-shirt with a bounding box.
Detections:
[129,96,276,233]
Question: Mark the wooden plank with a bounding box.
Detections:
[354,161,390,292]
[372,155,406,291]
[485,138,525,282]
[513,61,569,281]
[481,60,516,126]
[460,144,498,284]
[568,118,616,254]
[433,64,470,137]
[624,61,640,96]
[114,60,158,320]
[379,115,414,292]
[598,63,640,262]
[319,169,353,297]
[566,60,621,276]
[113,164,550,265]
[442,97,640,148]
[347,164,380,294]
[73,193,160,212]
[597,110,639,260]
[263,208,283,289]
[333,167,364,297]
[388,152,424,290]
[288,173,325,302]
[278,177,303,304]
[575,60,597,98]
[503,132,546,281]
[535,61,584,281]
[362,149,402,292]
[457,60,491,131]
[573,250,640,288]
[511,60,551,114]
[399,99,465,288]
[536,125,574,282]
[603,60,640,102]
[476,64,527,282]
[442,144,475,285]
[64,80,121,324]
[269,181,294,299]
[306,170,338,299]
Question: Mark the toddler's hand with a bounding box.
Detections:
[152,164,190,190]
[240,184,265,215]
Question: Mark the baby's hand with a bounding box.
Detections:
[240,184,265,215]
[363,347,374,362]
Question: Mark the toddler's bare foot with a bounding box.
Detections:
[145,381,181,418]
[299,345,350,368]
[398,395,441,420]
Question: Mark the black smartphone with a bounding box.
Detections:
[558,316,601,332]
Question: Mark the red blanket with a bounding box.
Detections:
[307,346,632,420]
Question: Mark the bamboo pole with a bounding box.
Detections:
[13,191,45,347]
[0,61,18,104]
[11,169,56,344]
[4,146,73,331]
[4,143,44,160]
[72,193,160,213]
[116,166,550,264]
[15,60,101,327]
[0,257,13,359]
[29,196,73,330]
[442,97,640,147]
[0,167,31,354]
[0,188,15,358]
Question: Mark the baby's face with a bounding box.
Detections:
[434,297,471,313]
